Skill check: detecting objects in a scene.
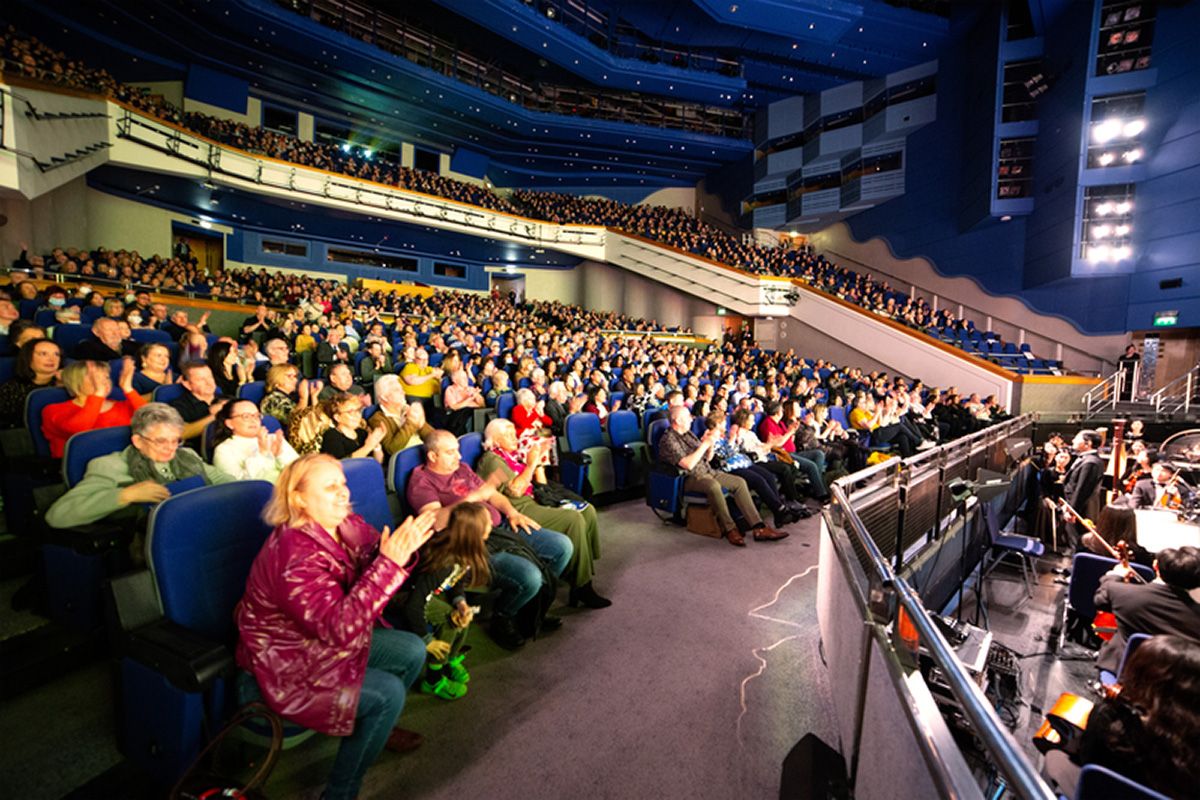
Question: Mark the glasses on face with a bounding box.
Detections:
[138,435,182,448]
[231,412,262,421]
[338,406,363,416]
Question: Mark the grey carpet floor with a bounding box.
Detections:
[0,499,838,800]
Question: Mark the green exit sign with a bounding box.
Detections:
[1153,310,1179,327]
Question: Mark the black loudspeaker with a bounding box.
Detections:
[779,733,850,800]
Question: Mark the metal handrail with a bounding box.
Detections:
[1151,363,1200,416]
[1082,368,1122,417]
[828,413,1056,800]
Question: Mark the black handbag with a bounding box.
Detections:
[170,702,283,800]
[532,479,587,508]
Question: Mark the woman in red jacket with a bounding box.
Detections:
[235,454,436,800]
[41,358,145,458]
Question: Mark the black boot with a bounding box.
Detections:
[568,581,613,609]
[490,616,526,650]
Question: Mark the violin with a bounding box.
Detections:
[1156,470,1185,510]
[1033,684,1123,756]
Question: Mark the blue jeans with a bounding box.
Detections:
[239,628,426,800]
[793,448,828,497]
[489,524,573,618]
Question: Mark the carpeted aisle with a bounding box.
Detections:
[271,498,839,799]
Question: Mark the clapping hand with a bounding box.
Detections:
[117,357,136,394]
[379,510,437,567]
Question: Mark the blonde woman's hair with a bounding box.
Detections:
[265,363,298,392]
[263,453,341,527]
[483,418,515,450]
[59,360,94,397]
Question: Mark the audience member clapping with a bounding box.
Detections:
[210,400,299,481]
[42,358,145,458]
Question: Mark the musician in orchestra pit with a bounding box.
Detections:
[1120,442,1152,491]
[1093,546,1200,674]
[1061,430,1105,548]
[1130,462,1194,509]
[1080,504,1153,568]
[1043,635,1200,799]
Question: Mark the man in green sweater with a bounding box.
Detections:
[46,403,234,536]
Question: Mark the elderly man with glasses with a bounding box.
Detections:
[45,403,234,542]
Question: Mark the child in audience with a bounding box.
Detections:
[386,502,491,700]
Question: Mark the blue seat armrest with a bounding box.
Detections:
[560,451,592,466]
[649,461,686,478]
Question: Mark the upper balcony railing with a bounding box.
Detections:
[278,0,749,138]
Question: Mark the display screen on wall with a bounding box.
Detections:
[433,262,467,279]
[262,239,308,257]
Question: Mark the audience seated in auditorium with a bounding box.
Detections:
[479,419,609,608]
[235,455,436,800]
[368,375,433,456]
[406,429,573,650]
[442,369,485,436]
[210,399,299,481]
[169,362,229,450]
[727,408,813,519]
[707,411,802,529]
[1043,635,1200,799]
[658,405,785,547]
[73,317,124,361]
[758,400,831,501]
[207,339,249,398]
[41,359,146,458]
[0,338,61,429]
[1093,546,1200,673]
[45,403,233,533]
[383,502,491,701]
[131,342,174,396]
[399,348,442,401]
[318,363,366,403]
[260,363,318,431]
[358,340,393,386]
[320,392,386,463]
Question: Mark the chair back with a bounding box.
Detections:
[238,381,266,405]
[343,457,393,532]
[458,432,483,470]
[608,410,640,448]
[387,445,426,514]
[565,413,605,452]
[1117,633,1151,681]
[26,386,71,458]
[0,357,14,383]
[147,481,274,642]
[51,324,92,356]
[131,328,173,346]
[648,418,670,458]
[1074,763,1170,800]
[828,405,850,429]
[62,426,132,487]
[152,383,187,404]
[495,392,516,420]
[642,406,663,433]
[1069,552,1155,621]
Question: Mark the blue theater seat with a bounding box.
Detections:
[238,381,266,405]
[343,457,393,532]
[458,432,483,471]
[120,480,275,786]
[387,444,426,515]
[1075,764,1169,800]
[25,386,71,458]
[1066,553,1154,644]
[608,409,648,489]
[645,418,727,524]
[564,413,615,497]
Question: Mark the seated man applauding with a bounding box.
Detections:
[407,430,573,650]
[657,405,785,547]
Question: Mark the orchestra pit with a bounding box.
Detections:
[3,1,1200,798]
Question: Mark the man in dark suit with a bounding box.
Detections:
[1131,462,1193,509]
[1094,546,1200,672]
[73,317,124,361]
[1062,429,1105,548]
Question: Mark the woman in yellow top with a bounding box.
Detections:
[293,322,317,354]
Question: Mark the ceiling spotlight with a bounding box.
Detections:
[1000,215,1012,222]
[1093,224,1112,238]
[1098,152,1116,166]
[1115,201,1133,214]
[1093,118,1122,143]
[1114,224,1130,236]
[1123,119,1145,137]
[1122,148,1143,163]
[1088,244,1110,262]
[1096,202,1113,215]
[1112,245,1132,260]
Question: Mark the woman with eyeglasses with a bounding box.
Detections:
[211,399,299,482]
[320,392,386,463]
[44,403,233,546]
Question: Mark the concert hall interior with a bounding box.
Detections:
[2,1,1200,798]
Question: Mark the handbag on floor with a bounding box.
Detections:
[170,702,283,800]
